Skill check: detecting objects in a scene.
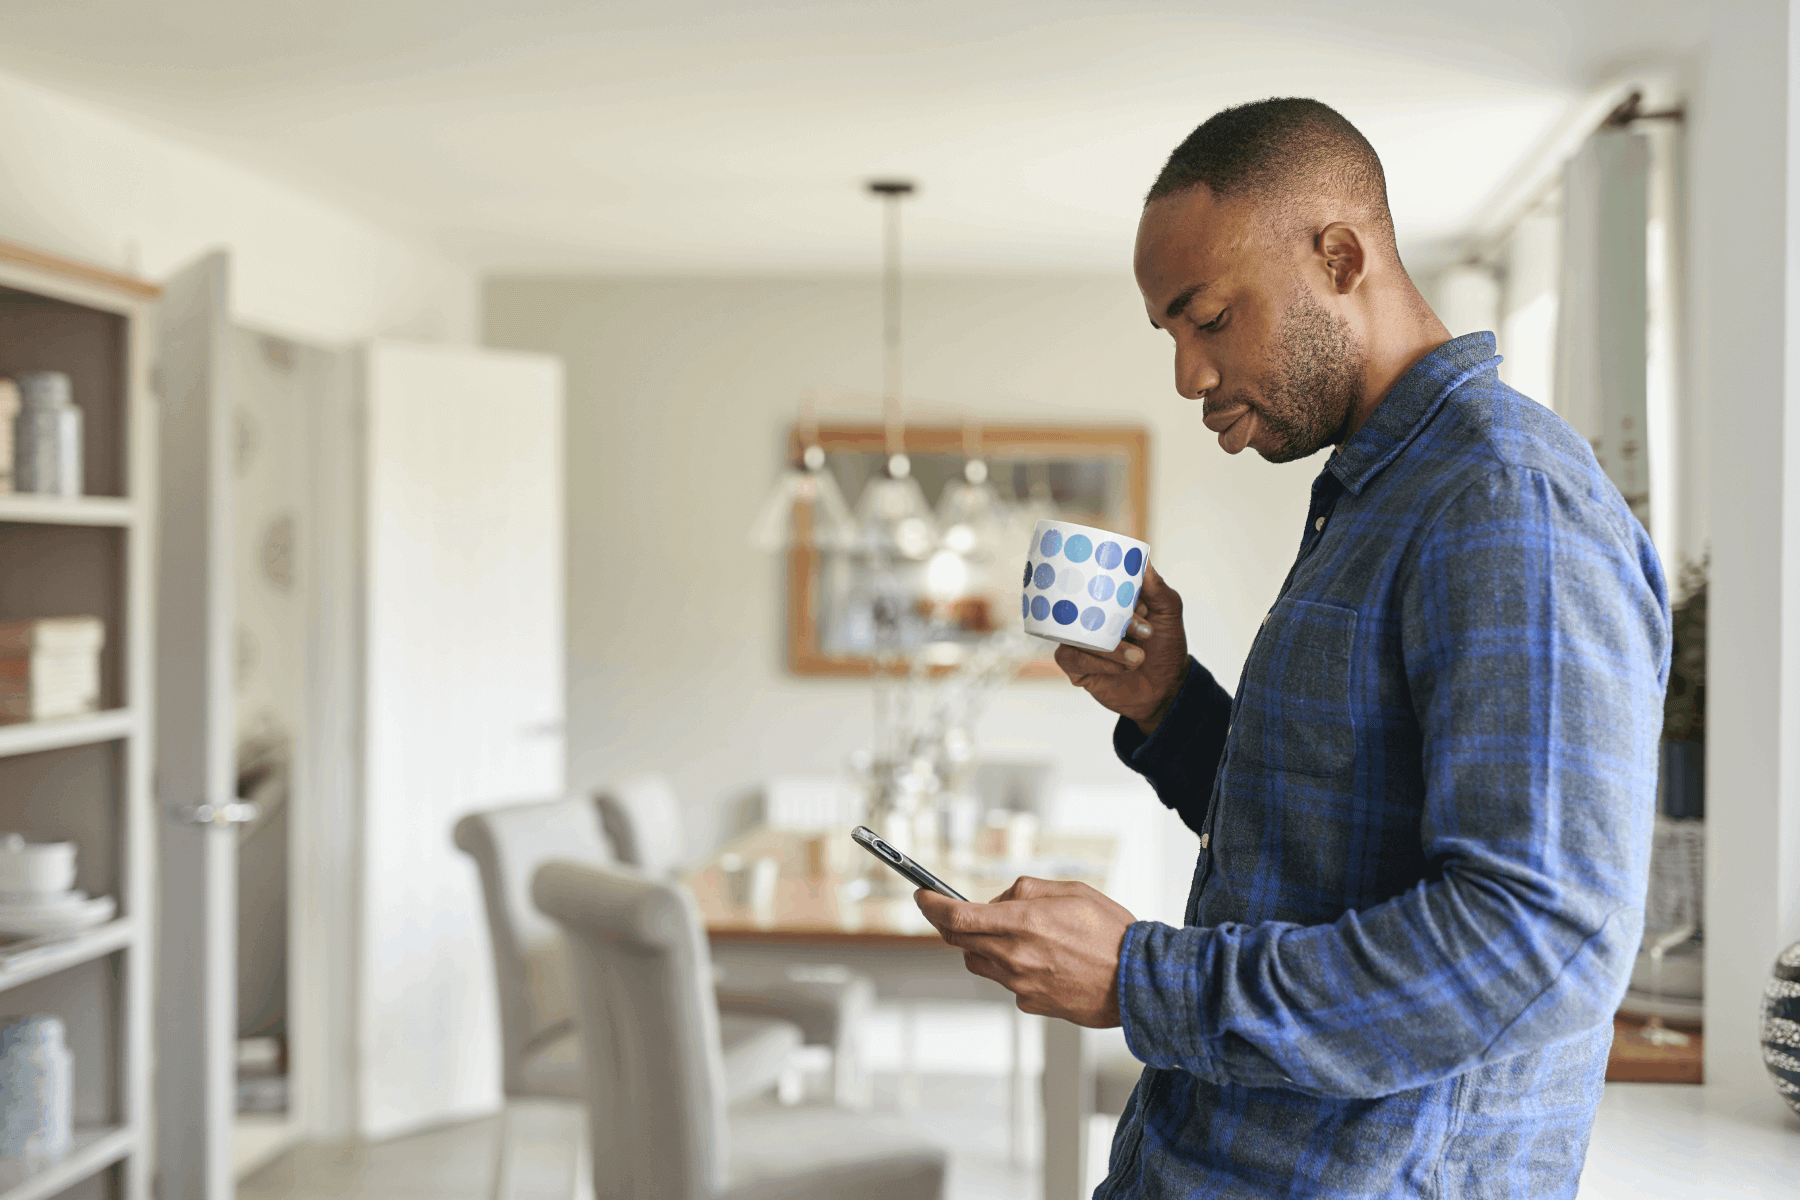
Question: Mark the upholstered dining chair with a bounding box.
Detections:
[533,859,947,1200]
[455,798,807,1199]
[596,773,875,1107]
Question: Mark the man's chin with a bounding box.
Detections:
[1252,428,1331,465]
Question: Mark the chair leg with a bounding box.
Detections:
[490,1101,515,1200]
[898,1002,921,1110]
[833,1036,872,1111]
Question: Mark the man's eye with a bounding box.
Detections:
[1201,310,1227,332]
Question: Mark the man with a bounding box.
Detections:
[914,98,1670,1198]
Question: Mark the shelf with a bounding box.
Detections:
[0,1125,134,1200]
[0,495,136,527]
[0,710,135,759]
[0,919,135,995]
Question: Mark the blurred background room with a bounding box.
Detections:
[0,2,1793,1198]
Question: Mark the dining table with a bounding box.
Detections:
[686,824,1119,1200]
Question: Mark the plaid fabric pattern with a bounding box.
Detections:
[1102,333,1670,1200]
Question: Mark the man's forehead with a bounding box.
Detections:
[1135,188,1250,288]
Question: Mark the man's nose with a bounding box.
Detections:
[1175,342,1220,401]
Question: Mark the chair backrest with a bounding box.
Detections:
[596,771,687,877]
[453,796,615,1095]
[533,860,729,1200]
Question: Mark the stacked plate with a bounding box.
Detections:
[0,834,114,939]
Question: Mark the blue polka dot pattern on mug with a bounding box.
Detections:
[1063,534,1092,563]
[1094,541,1122,570]
[1116,580,1136,609]
[1079,606,1105,631]
[1052,599,1078,625]
[1030,595,1051,620]
[1088,575,1115,602]
[1123,547,1143,577]
[1022,561,1034,587]
[1021,593,1029,619]
[1033,562,1056,590]
[1040,528,1063,557]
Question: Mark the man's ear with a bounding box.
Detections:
[1317,222,1367,295]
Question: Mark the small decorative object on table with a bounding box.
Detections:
[0,1015,73,1162]
[12,371,82,497]
[1763,940,1800,1114]
[0,616,105,725]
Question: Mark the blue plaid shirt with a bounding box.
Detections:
[1103,333,1670,1199]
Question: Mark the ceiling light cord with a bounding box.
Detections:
[869,179,915,467]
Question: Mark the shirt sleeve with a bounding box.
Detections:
[1113,657,1234,839]
[1115,466,1671,1098]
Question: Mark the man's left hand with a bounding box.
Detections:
[914,877,1137,1028]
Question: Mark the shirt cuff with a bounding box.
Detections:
[1113,655,1214,774]
[1116,918,1224,1085]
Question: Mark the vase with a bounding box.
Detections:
[0,1014,73,1161]
[1763,940,1800,1115]
[12,371,82,497]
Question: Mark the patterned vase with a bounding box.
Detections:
[1763,940,1800,1114]
[0,1014,73,1160]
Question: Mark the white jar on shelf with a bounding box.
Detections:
[0,1014,73,1161]
[12,371,82,498]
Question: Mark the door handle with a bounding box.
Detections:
[168,801,260,827]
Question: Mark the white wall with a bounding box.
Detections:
[0,68,475,345]
[484,274,1318,859]
[1689,0,1800,1089]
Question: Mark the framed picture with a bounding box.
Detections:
[787,423,1149,679]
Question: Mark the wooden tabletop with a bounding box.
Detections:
[689,825,1117,947]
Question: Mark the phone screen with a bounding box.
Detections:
[850,826,968,901]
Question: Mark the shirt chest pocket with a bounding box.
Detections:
[1233,598,1358,779]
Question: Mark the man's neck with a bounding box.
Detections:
[1339,297,1453,446]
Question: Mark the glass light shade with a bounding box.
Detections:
[748,452,858,551]
[856,454,938,560]
[935,459,1011,561]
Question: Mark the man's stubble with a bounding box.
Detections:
[1230,289,1366,464]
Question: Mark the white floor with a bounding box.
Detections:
[1578,1082,1799,1199]
[235,1072,1033,1200]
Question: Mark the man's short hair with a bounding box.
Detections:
[1147,98,1396,253]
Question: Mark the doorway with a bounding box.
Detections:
[230,327,335,1176]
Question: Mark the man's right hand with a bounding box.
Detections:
[1054,562,1190,736]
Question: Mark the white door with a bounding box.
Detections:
[358,341,564,1137]
[153,252,240,1200]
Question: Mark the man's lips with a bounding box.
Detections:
[1202,398,1259,454]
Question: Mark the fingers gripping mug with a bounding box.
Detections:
[1021,519,1149,653]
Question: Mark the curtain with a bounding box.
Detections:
[1556,129,1651,524]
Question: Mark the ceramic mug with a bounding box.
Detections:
[0,834,76,895]
[1020,519,1149,653]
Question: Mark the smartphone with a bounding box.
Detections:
[850,826,968,901]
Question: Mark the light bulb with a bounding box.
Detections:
[924,549,970,601]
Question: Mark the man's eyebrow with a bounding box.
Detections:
[1163,281,1212,322]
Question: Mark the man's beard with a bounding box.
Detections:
[1223,290,1366,464]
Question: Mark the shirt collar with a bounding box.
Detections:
[1326,332,1502,495]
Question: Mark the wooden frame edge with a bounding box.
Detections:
[0,238,162,300]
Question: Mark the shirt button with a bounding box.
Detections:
[1199,833,1210,850]
[1314,516,1326,532]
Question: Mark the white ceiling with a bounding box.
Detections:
[0,0,1707,275]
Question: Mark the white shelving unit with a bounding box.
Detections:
[0,239,159,1200]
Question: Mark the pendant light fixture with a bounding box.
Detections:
[854,179,937,561]
[746,392,859,552]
